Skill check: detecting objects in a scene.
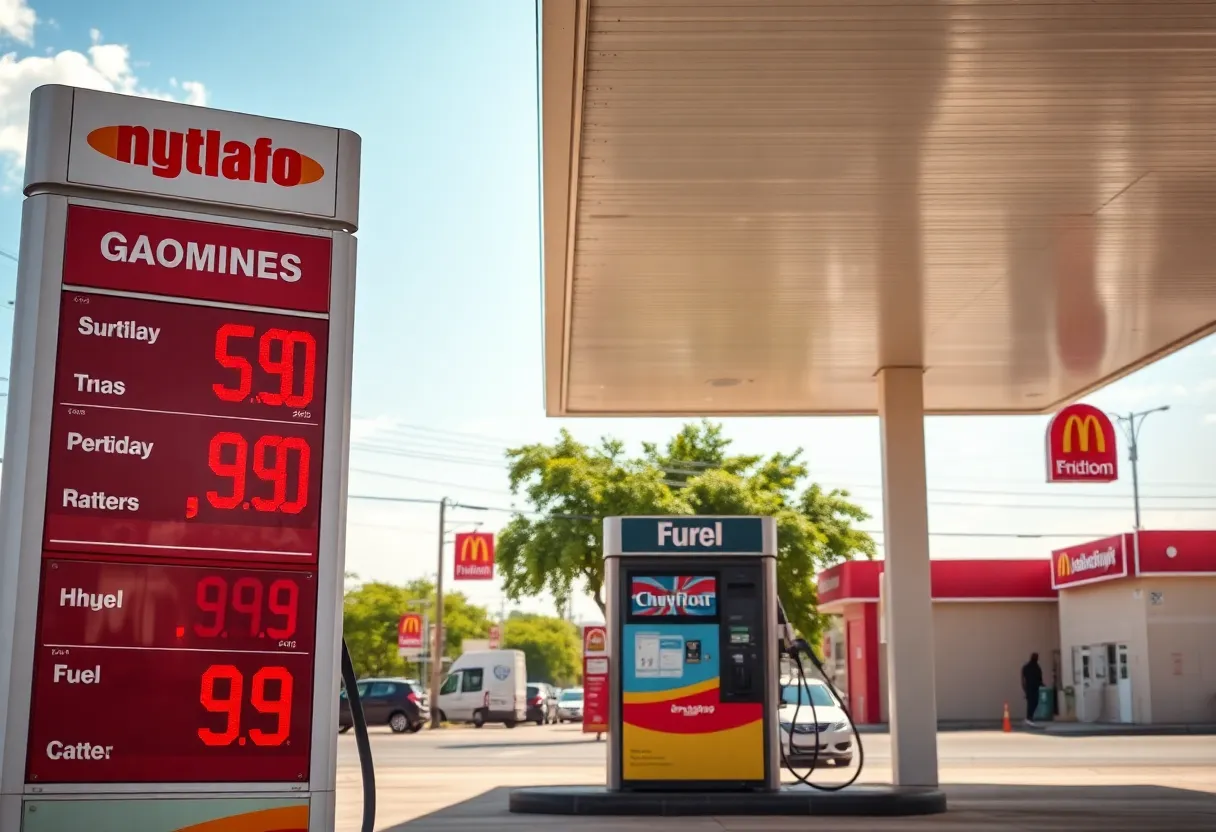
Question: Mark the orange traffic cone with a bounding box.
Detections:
[1002,702,1012,733]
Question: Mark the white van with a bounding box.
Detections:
[436,649,527,728]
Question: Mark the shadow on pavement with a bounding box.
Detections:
[380,783,1216,830]
[441,739,604,751]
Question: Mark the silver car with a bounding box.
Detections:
[777,678,853,767]
[556,687,584,723]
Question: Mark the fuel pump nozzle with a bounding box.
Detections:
[774,596,864,791]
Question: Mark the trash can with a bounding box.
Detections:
[1035,686,1056,722]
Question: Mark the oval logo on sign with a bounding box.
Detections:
[493,665,510,681]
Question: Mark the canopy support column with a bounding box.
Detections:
[877,366,939,787]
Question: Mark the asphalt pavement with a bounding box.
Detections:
[334,724,1216,831]
[337,721,1216,769]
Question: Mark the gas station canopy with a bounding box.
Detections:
[540,0,1216,416]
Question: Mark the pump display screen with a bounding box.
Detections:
[629,575,717,617]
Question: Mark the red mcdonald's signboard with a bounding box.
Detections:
[1045,403,1118,483]
[454,532,495,581]
[398,613,425,656]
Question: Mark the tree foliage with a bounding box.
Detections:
[495,420,876,641]
[341,576,494,678]
[501,611,582,687]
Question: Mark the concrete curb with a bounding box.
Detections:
[1041,724,1216,737]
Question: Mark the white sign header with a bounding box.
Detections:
[27,86,359,226]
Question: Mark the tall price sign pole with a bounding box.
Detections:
[0,86,360,832]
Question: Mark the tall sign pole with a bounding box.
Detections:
[0,85,360,832]
[429,498,448,728]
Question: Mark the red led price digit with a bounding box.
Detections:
[257,329,317,408]
[206,433,310,514]
[197,665,294,748]
[207,432,248,509]
[232,577,264,637]
[212,324,317,408]
[249,666,294,746]
[212,324,255,402]
[251,436,311,514]
[198,664,243,746]
[265,579,299,639]
[194,576,227,638]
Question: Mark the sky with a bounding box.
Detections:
[1,0,1215,625]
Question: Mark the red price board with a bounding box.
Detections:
[27,559,315,783]
[44,292,328,563]
[27,646,313,783]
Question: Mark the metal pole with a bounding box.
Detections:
[429,497,448,728]
[1127,412,1142,531]
[1113,405,1168,533]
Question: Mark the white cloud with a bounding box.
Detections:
[0,5,208,175]
[1204,413,1216,425]
[0,0,35,45]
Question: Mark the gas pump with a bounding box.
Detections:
[510,514,912,817]
[603,515,782,791]
[0,85,361,832]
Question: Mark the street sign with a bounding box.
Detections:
[0,85,360,832]
[582,625,608,734]
[398,614,426,658]
[453,531,495,580]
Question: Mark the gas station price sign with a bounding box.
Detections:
[26,560,316,784]
[23,201,334,786]
[43,208,331,564]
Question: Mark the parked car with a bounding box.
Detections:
[400,678,431,720]
[436,649,528,728]
[777,677,853,767]
[339,677,425,734]
[527,683,558,725]
[556,687,584,723]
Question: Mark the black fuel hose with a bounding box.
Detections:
[778,638,865,792]
[340,638,376,832]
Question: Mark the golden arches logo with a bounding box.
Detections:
[1057,553,1073,578]
[459,534,491,563]
[400,615,422,636]
[1061,414,1105,454]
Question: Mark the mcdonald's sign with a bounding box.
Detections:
[1051,535,1126,589]
[1045,403,1118,483]
[398,613,425,656]
[454,532,495,581]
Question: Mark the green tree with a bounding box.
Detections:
[495,420,876,641]
[501,611,582,687]
[341,577,494,678]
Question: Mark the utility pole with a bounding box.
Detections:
[428,497,448,728]
[1113,406,1169,531]
[426,498,489,728]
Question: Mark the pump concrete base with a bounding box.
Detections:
[508,785,947,816]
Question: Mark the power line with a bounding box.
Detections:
[343,493,1116,539]
[347,420,1216,498]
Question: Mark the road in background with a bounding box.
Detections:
[335,724,1216,830]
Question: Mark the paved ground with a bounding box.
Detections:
[334,723,1216,831]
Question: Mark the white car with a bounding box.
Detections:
[556,687,584,723]
[778,678,853,767]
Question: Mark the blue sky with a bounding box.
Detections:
[2,0,1215,623]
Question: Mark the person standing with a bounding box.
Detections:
[1021,652,1044,726]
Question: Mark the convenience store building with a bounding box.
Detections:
[817,530,1216,726]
